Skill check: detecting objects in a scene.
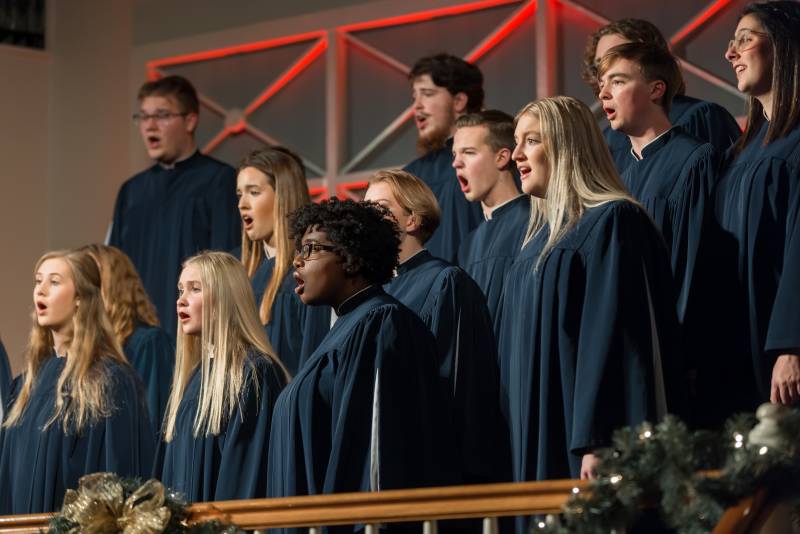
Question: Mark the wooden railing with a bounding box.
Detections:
[0,479,775,533]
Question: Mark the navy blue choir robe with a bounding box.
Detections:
[621,127,717,330]
[124,324,174,429]
[708,121,800,416]
[384,250,510,484]
[0,356,156,514]
[251,256,330,375]
[109,151,241,338]
[605,95,740,174]
[457,195,530,324]
[156,353,286,502]
[404,139,484,263]
[496,200,680,482]
[267,286,457,506]
[0,341,10,418]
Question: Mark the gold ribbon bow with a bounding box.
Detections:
[61,473,171,534]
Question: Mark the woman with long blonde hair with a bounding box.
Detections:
[156,251,288,501]
[496,96,680,488]
[81,244,174,427]
[237,147,328,374]
[0,249,155,514]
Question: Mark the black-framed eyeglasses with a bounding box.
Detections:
[727,29,769,54]
[132,111,189,125]
[297,242,336,260]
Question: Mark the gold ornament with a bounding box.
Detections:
[60,473,171,534]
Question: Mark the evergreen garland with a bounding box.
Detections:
[538,405,800,533]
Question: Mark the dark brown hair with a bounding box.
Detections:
[137,75,199,115]
[410,53,484,113]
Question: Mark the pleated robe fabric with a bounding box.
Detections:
[496,200,680,484]
[605,95,740,174]
[156,353,286,502]
[250,256,330,375]
[123,324,174,430]
[109,151,241,338]
[267,286,458,525]
[457,195,530,325]
[706,121,800,419]
[0,341,11,422]
[404,138,484,263]
[0,356,156,514]
[384,250,510,484]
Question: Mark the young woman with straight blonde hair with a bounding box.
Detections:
[156,251,288,501]
[237,147,328,374]
[0,249,155,514]
[82,244,174,427]
[496,96,681,490]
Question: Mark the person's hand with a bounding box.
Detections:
[580,453,600,480]
[770,354,800,405]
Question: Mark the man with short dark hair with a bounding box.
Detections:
[404,53,484,263]
[109,75,240,337]
[585,18,740,173]
[598,43,718,423]
[453,110,528,323]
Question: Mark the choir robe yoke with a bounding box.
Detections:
[605,95,740,174]
[713,122,800,403]
[404,138,484,262]
[123,324,174,429]
[109,152,241,338]
[267,286,457,502]
[156,352,287,502]
[0,356,156,514]
[250,256,329,375]
[497,200,679,482]
[621,126,717,324]
[457,195,530,324]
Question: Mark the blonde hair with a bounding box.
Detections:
[515,96,635,265]
[238,148,311,325]
[81,244,159,345]
[163,251,288,441]
[369,169,441,243]
[4,250,128,432]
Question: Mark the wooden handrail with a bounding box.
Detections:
[0,479,587,532]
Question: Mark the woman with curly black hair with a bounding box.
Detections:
[267,198,456,506]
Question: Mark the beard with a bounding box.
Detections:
[415,110,456,156]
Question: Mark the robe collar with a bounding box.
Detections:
[630,126,678,161]
[485,194,526,221]
[335,284,382,316]
[158,149,201,170]
[396,249,432,276]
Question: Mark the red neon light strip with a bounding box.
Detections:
[309,186,329,200]
[670,0,733,46]
[466,0,536,62]
[244,38,328,116]
[336,181,370,200]
[201,128,231,155]
[338,0,521,33]
[146,30,326,70]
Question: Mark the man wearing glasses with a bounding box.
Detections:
[108,75,240,338]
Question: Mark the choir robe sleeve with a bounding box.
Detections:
[421,269,511,483]
[267,300,457,501]
[571,205,681,455]
[124,325,175,430]
[763,161,800,354]
[677,101,741,158]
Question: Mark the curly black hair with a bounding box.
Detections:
[410,53,484,113]
[288,198,401,285]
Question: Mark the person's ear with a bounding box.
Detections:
[495,148,511,170]
[650,80,666,104]
[406,213,423,234]
[184,112,199,134]
[452,92,468,116]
